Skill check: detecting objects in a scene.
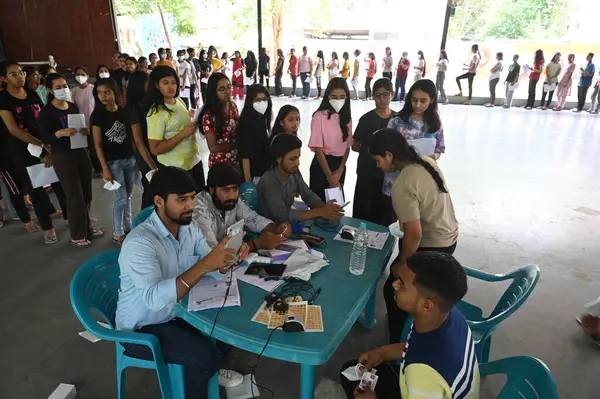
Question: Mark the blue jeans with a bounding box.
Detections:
[300,72,310,97]
[108,157,137,236]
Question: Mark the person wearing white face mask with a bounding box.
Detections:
[236,84,272,183]
[72,66,102,175]
[308,77,353,202]
[38,73,103,247]
[176,49,192,109]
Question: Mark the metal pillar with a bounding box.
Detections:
[440,0,452,50]
[257,0,263,55]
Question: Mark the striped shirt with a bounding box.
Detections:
[400,307,479,399]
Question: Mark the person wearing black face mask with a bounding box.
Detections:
[193,163,291,251]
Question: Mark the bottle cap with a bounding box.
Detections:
[359,222,367,229]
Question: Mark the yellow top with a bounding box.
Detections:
[211,57,225,71]
[341,60,351,78]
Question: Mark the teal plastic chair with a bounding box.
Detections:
[459,264,540,363]
[133,206,154,228]
[239,182,258,211]
[69,250,219,399]
[479,356,559,398]
[400,264,540,363]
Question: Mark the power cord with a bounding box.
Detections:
[250,324,284,399]
[209,263,244,338]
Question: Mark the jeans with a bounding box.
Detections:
[300,72,310,97]
[578,86,590,111]
[382,71,392,80]
[365,77,373,99]
[123,318,226,399]
[200,82,208,103]
[275,72,283,95]
[590,84,600,111]
[505,83,516,107]
[394,75,407,101]
[436,71,447,102]
[340,360,400,399]
[489,77,500,104]
[384,240,457,343]
[456,72,475,100]
[108,157,137,236]
[540,83,556,108]
[290,74,298,96]
[526,78,539,107]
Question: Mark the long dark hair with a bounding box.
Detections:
[317,50,325,71]
[126,71,149,109]
[38,64,54,85]
[238,84,272,148]
[272,105,299,137]
[147,65,180,116]
[313,77,351,141]
[439,50,449,62]
[418,50,426,76]
[96,64,109,78]
[92,78,121,112]
[398,79,441,133]
[534,49,545,66]
[370,128,448,193]
[45,73,68,103]
[198,72,232,137]
[332,51,338,60]
[246,51,257,70]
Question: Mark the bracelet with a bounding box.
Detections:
[179,277,191,290]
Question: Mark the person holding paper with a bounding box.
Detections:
[524,49,545,110]
[194,163,291,251]
[314,50,325,99]
[258,47,270,89]
[230,50,245,99]
[0,60,64,243]
[309,77,353,202]
[91,78,137,245]
[327,52,340,79]
[116,166,244,397]
[484,52,504,108]
[38,73,103,248]
[176,50,192,109]
[370,128,458,345]
[288,48,299,98]
[339,252,479,399]
[72,66,102,175]
[554,54,575,111]
[244,51,258,92]
[208,48,225,74]
[199,73,239,168]
[125,71,158,209]
[147,66,204,190]
[574,52,595,113]
[352,78,396,224]
[540,52,561,111]
[237,84,272,182]
[503,54,521,109]
[299,47,313,99]
[258,133,343,224]
[198,49,213,102]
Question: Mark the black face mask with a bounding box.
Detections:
[212,191,238,211]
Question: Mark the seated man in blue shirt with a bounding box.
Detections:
[116,166,246,397]
[340,252,479,399]
[257,133,344,224]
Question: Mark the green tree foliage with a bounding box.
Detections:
[116,0,197,36]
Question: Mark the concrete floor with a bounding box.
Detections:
[1,98,599,398]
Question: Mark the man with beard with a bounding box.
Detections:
[257,134,344,224]
[116,166,245,395]
[194,162,292,251]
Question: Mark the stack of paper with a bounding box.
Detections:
[188,273,241,311]
[26,164,59,188]
[333,225,389,250]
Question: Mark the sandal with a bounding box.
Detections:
[44,232,58,245]
[112,235,126,245]
[88,229,105,239]
[24,221,41,233]
[50,210,63,219]
[71,239,92,248]
[89,216,98,224]
[576,317,600,346]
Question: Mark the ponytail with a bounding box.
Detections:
[407,146,447,193]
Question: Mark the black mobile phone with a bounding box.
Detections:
[245,263,287,277]
[298,232,326,247]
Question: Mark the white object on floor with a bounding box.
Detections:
[334,225,389,250]
[47,383,77,399]
[27,143,43,157]
[224,373,259,398]
[78,322,111,343]
[103,180,122,191]
[219,369,244,388]
[26,164,59,188]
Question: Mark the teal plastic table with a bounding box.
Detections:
[175,217,394,399]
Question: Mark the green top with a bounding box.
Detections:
[546,61,562,83]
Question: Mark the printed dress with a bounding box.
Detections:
[202,102,239,167]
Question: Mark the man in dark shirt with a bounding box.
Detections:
[352,78,396,224]
[503,54,520,109]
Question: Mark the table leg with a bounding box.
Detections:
[300,363,315,399]
[359,288,377,330]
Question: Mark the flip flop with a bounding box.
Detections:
[112,235,125,245]
[44,233,58,245]
[50,210,63,219]
[24,221,41,233]
[71,239,92,248]
[576,317,600,347]
[88,229,105,239]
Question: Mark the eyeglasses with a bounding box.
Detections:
[374,92,392,99]
[217,84,232,94]
[8,71,26,78]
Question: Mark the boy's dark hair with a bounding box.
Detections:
[150,166,199,207]
[372,77,394,93]
[406,252,467,313]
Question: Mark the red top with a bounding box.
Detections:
[289,55,298,76]
[232,58,244,85]
[397,59,410,77]
[202,102,239,167]
[529,60,544,80]
[366,60,376,78]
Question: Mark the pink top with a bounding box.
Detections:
[309,110,353,157]
[71,84,95,128]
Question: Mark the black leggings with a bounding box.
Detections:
[541,84,555,107]
[489,78,499,104]
[365,77,373,98]
[456,72,476,100]
[309,154,346,202]
[526,78,539,108]
[275,72,283,95]
[384,240,457,344]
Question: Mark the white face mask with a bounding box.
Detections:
[75,75,88,84]
[329,99,345,113]
[178,56,185,61]
[159,53,167,60]
[99,72,110,79]
[54,87,71,101]
[253,100,268,115]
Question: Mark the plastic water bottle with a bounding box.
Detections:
[349,222,368,275]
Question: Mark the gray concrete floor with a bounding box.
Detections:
[1,98,599,398]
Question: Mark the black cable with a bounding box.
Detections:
[208,263,245,338]
[250,324,284,399]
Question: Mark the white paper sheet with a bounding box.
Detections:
[407,138,436,156]
[26,164,59,188]
[244,77,254,86]
[188,273,241,311]
[69,133,88,149]
[325,187,345,206]
[180,87,190,98]
[67,114,88,149]
[304,76,313,83]
[200,77,209,84]
[333,225,389,250]
[27,143,43,158]
[543,82,557,92]
[234,69,242,78]
[507,82,519,92]
[68,113,86,129]
[103,180,122,191]
[284,239,310,250]
[234,265,283,292]
[145,169,158,182]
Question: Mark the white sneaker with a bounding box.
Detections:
[218,369,243,388]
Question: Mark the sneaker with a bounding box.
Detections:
[484,103,493,107]
[301,96,307,99]
[218,369,243,388]
[572,108,581,113]
[591,110,599,114]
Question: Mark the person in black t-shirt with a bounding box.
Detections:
[258,47,270,89]
[125,71,157,209]
[352,78,396,224]
[0,60,66,243]
[198,49,213,103]
[274,49,285,96]
[38,73,103,247]
[91,78,137,245]
[237,84,272,182]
